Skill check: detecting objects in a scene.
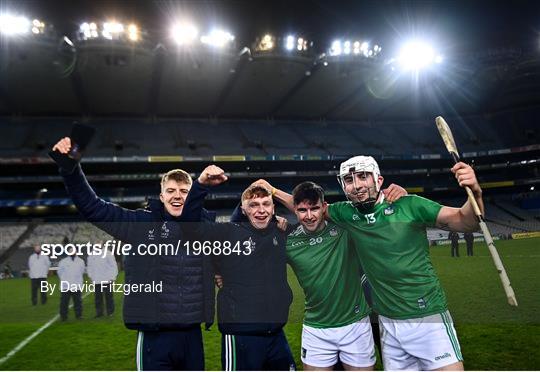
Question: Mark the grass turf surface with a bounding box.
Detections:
[0,238,539,370]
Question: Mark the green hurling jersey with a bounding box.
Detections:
[286,222,370,328]
[328,195,447,319]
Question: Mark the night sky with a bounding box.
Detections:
[2,0,540,55]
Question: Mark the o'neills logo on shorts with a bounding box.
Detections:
[301,348,307,358]
[435,352,451,361]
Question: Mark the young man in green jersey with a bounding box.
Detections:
[287,181,375,371]
[260,156,482,371]
[330,155,481,371]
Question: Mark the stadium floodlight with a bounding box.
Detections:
[397,40,441,71]
[102,21,124,40]
[79,21,138,41]
[297,37,308,51]
[0,14,30,35]
[330,40,342,56]
[171,22,198,45]
[127,24,139,41]
[31,19,45,34]
[330,39,380,58]
[353,41,360,54]
[256,34,275,51]
[343,40,351,54]
[79,22,100,39]
[285,35,295,50]
[200,29,235,47]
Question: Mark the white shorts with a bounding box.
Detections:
[301,316,376,368]
[379,310,463,370]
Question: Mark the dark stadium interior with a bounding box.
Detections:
[0,3,539,372]
[0,0,539,264]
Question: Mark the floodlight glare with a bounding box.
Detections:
[127,23,139,41]
[343,40,351,55]
[201,29,235,47]
[397,41,436,70]
[297,37,308,51]
[171,23,198,45]
[0,14,30,35]
[256,34,275,51]
[102,21,124,40]
[330,40,342,56]
[353,41,360,54]
[285,35,294,50]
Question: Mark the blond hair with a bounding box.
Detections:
[160,169,192,189]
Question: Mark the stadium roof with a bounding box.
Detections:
[6,0,540,53]
[1,0,539,119]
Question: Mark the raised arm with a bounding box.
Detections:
[180,165,228,222]
[251,179,295,212]
[435,162,483,232]
[52,137,146,240]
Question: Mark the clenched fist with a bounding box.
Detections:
[52,137,72,154]
[198,165,228,186]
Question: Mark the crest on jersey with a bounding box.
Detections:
[273,236,278,246]
[329,228,338,237]
[160,222,170,238]
[247,237,256,252]
[384,206,395,216]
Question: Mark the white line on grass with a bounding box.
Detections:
[437,255,540,258]
[0,292,91,366]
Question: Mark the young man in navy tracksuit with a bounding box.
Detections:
[185,183,296,371]
[52,137,227,371]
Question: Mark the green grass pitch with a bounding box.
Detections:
[1,238,539,370]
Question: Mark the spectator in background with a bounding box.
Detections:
[28,245,51,305]
[57,251,85,321]
[448,231,460,257]
[464,232,474,256]
[87,243,118,317]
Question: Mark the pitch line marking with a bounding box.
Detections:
[0,291,91,366]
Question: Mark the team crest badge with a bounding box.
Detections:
[273,236,278,246]
[384,206,395,216]
[329,228,338,237]
[160,222,170,238]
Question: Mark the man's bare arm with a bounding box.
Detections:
[251,179,295,212]
[436,162,483,232]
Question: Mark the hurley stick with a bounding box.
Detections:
[436,116,518,306]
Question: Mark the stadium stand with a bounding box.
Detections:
[0,224,28,253]
[0,108,538,157]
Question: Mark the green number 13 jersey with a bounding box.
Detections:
[328,195,448,319]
